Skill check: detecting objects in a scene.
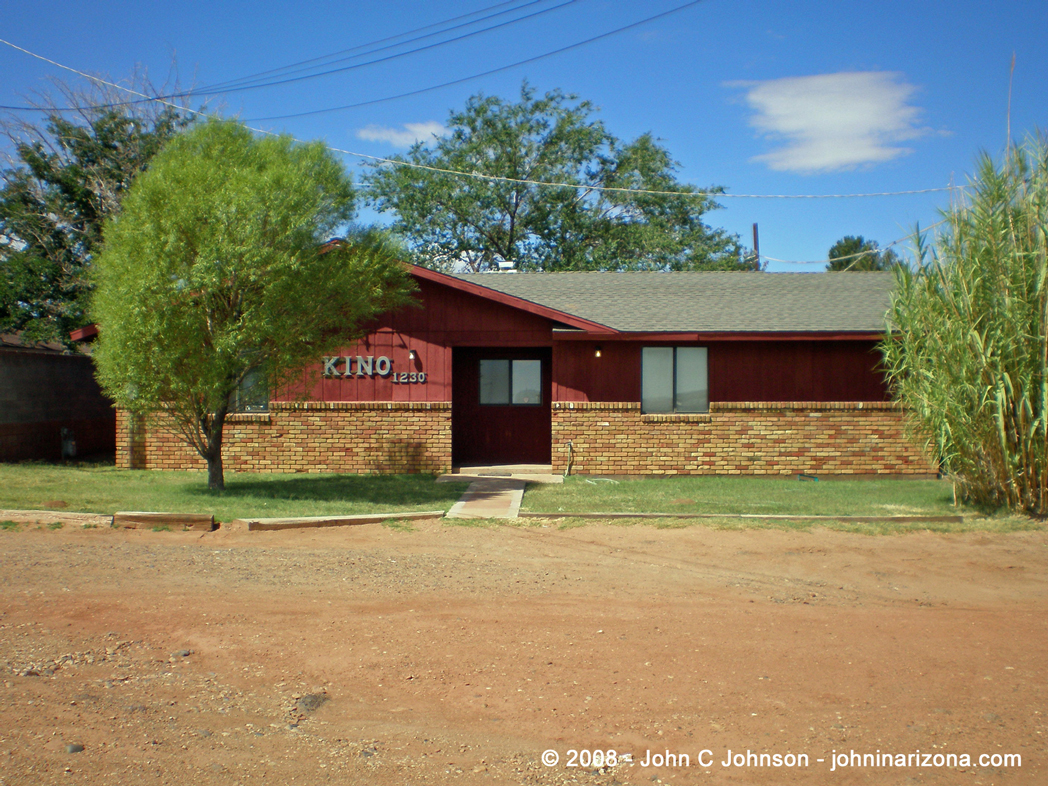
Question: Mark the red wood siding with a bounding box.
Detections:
[553,342,640,402]
[708,340,888,402]
[553,339,888,403]
[277,274,889,406]
[277,277,557,403]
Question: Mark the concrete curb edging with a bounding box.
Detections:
[114,511,216,531]
[0,509,113,528]
[231,510,447,531]
[518,512,967,523]
[0,506,969,532]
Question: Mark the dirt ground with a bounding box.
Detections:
[0,517,1045,786]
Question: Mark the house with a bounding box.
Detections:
[0,333,115,462]
[117,267,934,477]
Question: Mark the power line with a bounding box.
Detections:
[3,6,673,116]
[191,0,580,97]
[761,217,954,265]
[0,38,212,118]
[0,0,579,113]
[0,37,963,272]
[348,150,956,199]
[201,0,564,94]
[246,0,710,120]
[0,38,959,203]
[687,187,955,199]
[201,0,533,91]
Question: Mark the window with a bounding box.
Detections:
[232,367,269,413]
[479,359,542,405]
[641,347,708,413]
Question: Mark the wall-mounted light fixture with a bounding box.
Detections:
[594,345,602,358]
[408,349,417,361]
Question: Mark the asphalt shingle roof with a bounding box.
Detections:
[448,271,895,333]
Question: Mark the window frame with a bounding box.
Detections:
[640,346,709,414]
[478,358,543,407]
[231,366,269,413]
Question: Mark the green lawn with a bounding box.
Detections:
[522,475,959,517]
[3,463,1039,534]
[0,461,469,522]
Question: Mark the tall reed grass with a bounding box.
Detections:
[882,136,1048,516]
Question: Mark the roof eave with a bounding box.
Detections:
[69,324,100,342]
[551,329,887,341]
[410,265,618,334]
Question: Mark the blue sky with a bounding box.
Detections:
[2,0,1046,271]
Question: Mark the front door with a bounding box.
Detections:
[452,347,552,465]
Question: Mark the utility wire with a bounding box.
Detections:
[1,37,961,270]
[761,217,953,266]
[330,148,958,199]
[0,37,958,203]
[4,1,691,116]
[201,0,563,93]
[201,0,531,91]
[0,0,577,112]
[247,0,709,120]
[0,38,213,120]
[192,0,580,96]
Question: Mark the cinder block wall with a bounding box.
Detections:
[117,402,452,474]
[551,401,935,477]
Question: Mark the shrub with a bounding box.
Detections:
[882,136,1048,516]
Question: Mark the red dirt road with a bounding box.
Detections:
[1,520,1045,785]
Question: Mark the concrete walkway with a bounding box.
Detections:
[441,465,562,519]
[445,478,527,519]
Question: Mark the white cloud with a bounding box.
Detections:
[730,72,926,173]
[355,121,448,148]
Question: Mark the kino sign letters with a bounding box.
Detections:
[322,355,426,385]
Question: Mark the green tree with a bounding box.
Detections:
[827,235,902,271]
[0,78,193,346]
[363,84,749,272]
[92,119,415,490]
[881,136,1048,516]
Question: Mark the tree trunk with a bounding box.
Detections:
[203,407,228,491]
[206,449,225,491]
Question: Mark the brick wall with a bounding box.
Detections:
[551,401,935,477]
[116,399,933,478]
[116,402,452,474]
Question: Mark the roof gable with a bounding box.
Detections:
[409,266,617,333]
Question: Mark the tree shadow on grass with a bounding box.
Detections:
[184,474,469,507]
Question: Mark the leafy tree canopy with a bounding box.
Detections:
[0,77,193,346]
[827,235,902,271]
[881,136,1048,516]
[363,83,751,272]
[92,119,415,489]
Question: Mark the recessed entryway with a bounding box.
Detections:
[451,348,552,466]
